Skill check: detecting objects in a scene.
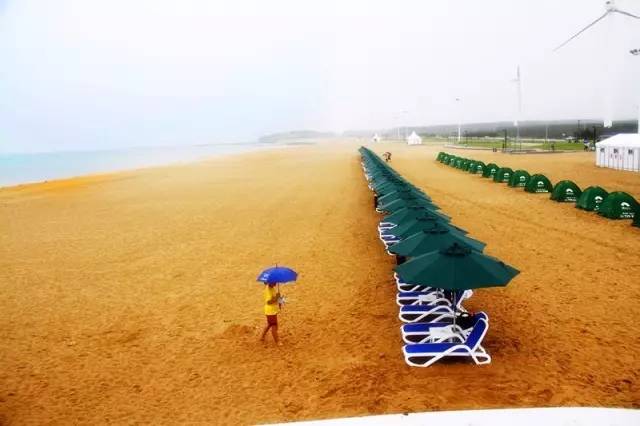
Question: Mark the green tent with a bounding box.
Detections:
[459,159,471,171]
[470,161,486,175]
[436,152,445,162]
[493,167,514,183]
[481,163,500,178]
[467,160,477,172]
[598,192,639,219]
[633,207,640,227]
[454,158,464,168]
[524,174,553,193]
[576,186,609,211]
[508,170,530,187]
[448,156,457,166]
[550,180,582,203]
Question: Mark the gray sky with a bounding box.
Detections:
[1,0,639,152]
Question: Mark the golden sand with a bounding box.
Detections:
[1,141,639,424]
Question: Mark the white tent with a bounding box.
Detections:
[595,134,640,172]
[406,131,422,146]
[371,133,381,143]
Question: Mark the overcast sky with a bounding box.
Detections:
[1,0,639,152]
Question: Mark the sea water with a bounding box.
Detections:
[0,143,271,187]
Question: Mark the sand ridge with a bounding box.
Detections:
[1,141,639,424]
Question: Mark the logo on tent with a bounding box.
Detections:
[566,189,574,195]
[503,173,510,178]
[621,202,631,211]
[537,181,544,187]
[519,176,526,182]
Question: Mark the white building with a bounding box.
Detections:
[406,131,422,146]
[595,134,640,172]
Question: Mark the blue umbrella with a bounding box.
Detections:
[257,266,298,284]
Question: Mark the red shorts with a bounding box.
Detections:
[266,315,278,326]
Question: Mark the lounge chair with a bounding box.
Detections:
[401,312,489,344]
[398,304,457,323]
[396,290,449,306]
[397,289,473,306]
[378,222,396,230]
[394,272,433,292]
[402,317,491,367]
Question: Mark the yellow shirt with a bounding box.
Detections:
[263,286,279,315]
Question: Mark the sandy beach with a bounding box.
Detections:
[1,141,639,424]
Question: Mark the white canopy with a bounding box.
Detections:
[406,131,422,145]
[595,133,640,148]
[595,133,640,172]
[371,133,381,143]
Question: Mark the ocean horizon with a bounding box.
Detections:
[0,142,276,188]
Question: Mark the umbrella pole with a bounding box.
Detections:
[452,291,457,328]
[278,283,282,309]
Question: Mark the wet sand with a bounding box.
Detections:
[1,141,639,424]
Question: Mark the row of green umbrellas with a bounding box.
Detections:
[360,147,519,299]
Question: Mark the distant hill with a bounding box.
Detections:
[259,130,336,143]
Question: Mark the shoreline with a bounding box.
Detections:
[0,142,304,192]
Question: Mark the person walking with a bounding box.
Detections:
[260,282,281,345]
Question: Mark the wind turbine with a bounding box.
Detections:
[554,0,640,128]
[554,1,639,52]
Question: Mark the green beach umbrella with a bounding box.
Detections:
[550,180,582,203]
[378,197,439,214]
[388,224,486,257]
[395,243,520,290]
[387,216,468,239]
[395,242,519,326]
[373,181,411,195]
[383,206,449,225]
[378,189,431,206]
[576,186,609,211]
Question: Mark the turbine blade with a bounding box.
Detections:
[615,9,640,19]
[553,12,609,52]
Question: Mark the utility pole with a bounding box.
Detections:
[456,98,462,143]
[545,123,549,144]
[631,49,640,134]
